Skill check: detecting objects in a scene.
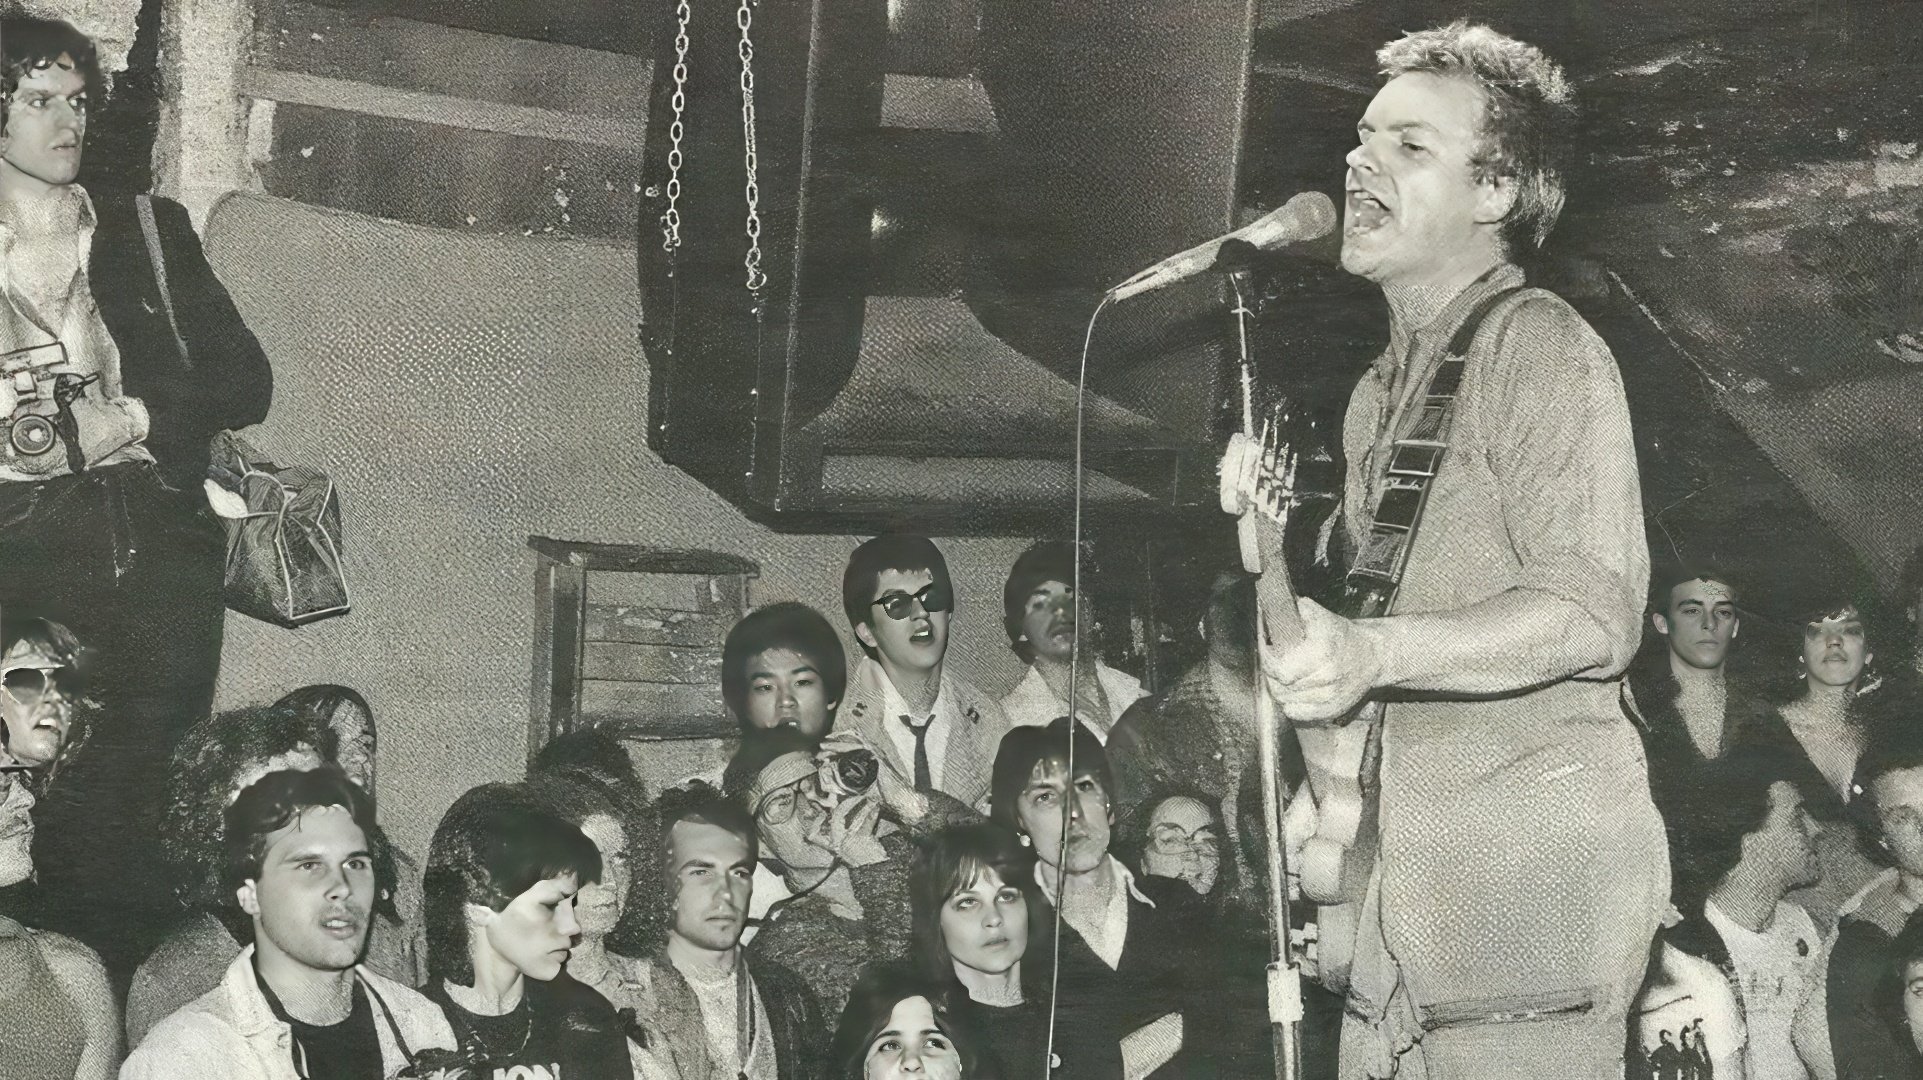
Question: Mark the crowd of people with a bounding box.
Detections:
[4,5,1923,1080]
[11,524,1923,1079]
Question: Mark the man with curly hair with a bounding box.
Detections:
[1253,21,1667,1078]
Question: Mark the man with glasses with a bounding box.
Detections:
[730,727,912,1019]
[833,534,1011,819]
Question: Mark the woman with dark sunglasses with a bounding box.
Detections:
[0,614,88,771]
[0,626,119,1079]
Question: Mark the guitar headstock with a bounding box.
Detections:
[1218,403,1301,532]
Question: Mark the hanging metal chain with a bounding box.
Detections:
[737,0,766,294]
[660,0,692,254]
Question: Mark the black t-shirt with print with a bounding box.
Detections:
[254,963,384,1080]
[431,976,632,1080]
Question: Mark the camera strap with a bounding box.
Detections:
[757,856,845,927]
[135,195,192,370]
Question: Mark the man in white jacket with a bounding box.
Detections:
[123,767,455,1079]
[997,540,1146,742]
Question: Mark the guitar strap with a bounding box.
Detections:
[1340,285,1526,620]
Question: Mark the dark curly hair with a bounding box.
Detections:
[222,766,377,900]
[161,704,335,909]
[532,727,640,792]
[0,15,104,135]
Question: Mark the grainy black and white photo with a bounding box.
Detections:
[0,0,1917,1078]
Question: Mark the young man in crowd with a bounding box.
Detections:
[833,535,1010,818]
[997,540,1147,740]
[124,768,454,1079]
[723,601,848,741]
[1251,21,1666,1077]
[1627,563,1769,871]
[1685,752,1836,1080]
[1828,711,1923,1077]
[627,783,824,1080]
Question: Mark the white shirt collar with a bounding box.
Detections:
[1036,853,1155,910]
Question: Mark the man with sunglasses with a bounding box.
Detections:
[833,535,1011,819]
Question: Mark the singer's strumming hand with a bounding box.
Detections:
[1260,597,1385,724]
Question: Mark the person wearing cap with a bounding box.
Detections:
[733,728,916,1020]
[997,541,1146,743]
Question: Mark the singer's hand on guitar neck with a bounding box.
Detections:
[1259,598,1388,724]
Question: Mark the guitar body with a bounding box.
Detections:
[1224,429,1382,994]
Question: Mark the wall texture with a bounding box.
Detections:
[204,194,1032,859]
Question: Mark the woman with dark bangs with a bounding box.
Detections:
[830,963,994,1080]
[422,783,633,1078]
[910,821,1120,1079]
[1737,600,1894,930]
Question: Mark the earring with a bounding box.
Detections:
[1018,834,1031,848]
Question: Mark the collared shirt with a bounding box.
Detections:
[879,667,955,791]
[1341,263,1650,801]
[1000,662,1148,742]
[0,183,150,481]
[1037,854,1155,971]
[1338,266,1667,1022]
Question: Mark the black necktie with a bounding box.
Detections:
[899,715,933,793]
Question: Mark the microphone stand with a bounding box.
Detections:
[1226,259,1304,1080]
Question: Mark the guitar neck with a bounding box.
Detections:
[1238,509,1304,653]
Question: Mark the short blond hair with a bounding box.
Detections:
[1377,21,1574,250]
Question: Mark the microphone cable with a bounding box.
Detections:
[1042,291,1112,1075]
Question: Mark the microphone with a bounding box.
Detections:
[1105,191,1338,302]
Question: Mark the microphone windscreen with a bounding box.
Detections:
[1278,190,1338,243]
